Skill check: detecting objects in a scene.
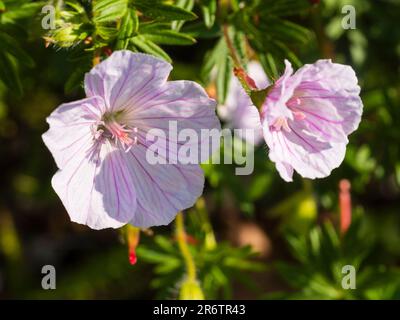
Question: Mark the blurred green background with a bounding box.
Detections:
[0,0,400,299]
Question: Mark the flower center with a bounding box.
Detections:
[271,116,291,132]
[94,113,138,151]
[270,96,306,133]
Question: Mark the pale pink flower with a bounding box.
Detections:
[43,50,220,229]
[261,59,363,182]
[218,61,268,145]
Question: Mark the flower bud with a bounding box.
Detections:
[179,279,205,300]
[47,23,84,48]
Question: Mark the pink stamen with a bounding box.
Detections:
[272,117,291,132]
[293,111,306,120]
[104,119,137,151]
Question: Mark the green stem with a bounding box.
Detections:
[175,212,196,282]
[222,24,241,68]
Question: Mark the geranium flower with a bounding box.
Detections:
[43,50,220,229]
[261,59,363,181]
[218,61,268,145]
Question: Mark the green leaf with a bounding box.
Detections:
[265,18,311,44]
[136,247,176,263]
[134,1,197,22]
[250,86,273,111]
[216,55,231,104]
[143,30,196,45]
[130,35,171,62]
[96,25,118,40]
[200,37,233,103]
[154,236,176,254]
[172,0,195,31]
[259,53,279,79]
[154,259,181,274]
[182,21,221,39]
[200,37,225,82]
[139,22,171,33]
[65,1,85,14]
[0,32,34,68]
[200,0,217,28]
[115,9,136,50]
[257,0,310,17]
[65,65,90,93]
[0,52,22,96]
[92,0,128,24]
[233,29,247,64]
[210,38,232,104]
[0,2,44,24]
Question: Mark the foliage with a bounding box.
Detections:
[268,217,400,299]
[0,0,399,300]
[137,202,266,299]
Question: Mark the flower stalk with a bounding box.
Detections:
[175,212,204,300]
[222,24,272,110]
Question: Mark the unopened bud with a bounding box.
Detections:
[126,225,140,265]
[234,67,258,91]
[49,23,82,48]
[179,279,205,300]
[339,179,352,235]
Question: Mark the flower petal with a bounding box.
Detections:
[264,120,346,180]
[42,96,104,169]
[247,61,270,89]
[289,96,348,143]
[295,59,363,135]
[126,80,221,162]
[263,60,303,122]
[84,51,172,112]
[123,144,204,228]
[52,141,137,230]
